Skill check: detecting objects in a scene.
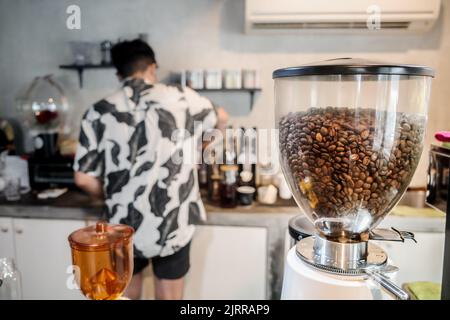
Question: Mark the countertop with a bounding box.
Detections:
[0,189,300,220]
[0,190,445,233]
[0,190,103,220]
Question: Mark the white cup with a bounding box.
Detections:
[274,173,292,200]
[257,184,278,204]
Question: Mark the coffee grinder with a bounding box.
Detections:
[274,58,434,299]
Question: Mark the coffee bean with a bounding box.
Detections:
[316,132,323,142]
[361,130,370,140]
[355,180,364,188]
[371,152,378,161]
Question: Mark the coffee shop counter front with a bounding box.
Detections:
[0,191,445,300]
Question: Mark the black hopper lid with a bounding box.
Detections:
[273,57,435,79]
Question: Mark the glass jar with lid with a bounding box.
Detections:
[274,58,433,242]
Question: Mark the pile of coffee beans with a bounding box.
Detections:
[279,107,424,221]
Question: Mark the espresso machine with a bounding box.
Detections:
[274,58,434,300]
[426,144,450,300]
[16,75,76,189]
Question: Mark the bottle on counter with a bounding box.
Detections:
[219,164,238,208]
[201,129,218,193]
[207,162,221,203]
[237,127,257,196]
[224,125,236,165]
[0,258,22,300]
[198,162,208,190]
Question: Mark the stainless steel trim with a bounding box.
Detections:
[313,235,368,270]
[296,235,388,272]
[295,235,409,299]
[365,269,409,300]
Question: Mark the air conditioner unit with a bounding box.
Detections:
[245,0,441,34]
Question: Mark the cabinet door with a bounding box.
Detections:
[183,225,267,300]
[13,218,87,299]
[0,217,15,259]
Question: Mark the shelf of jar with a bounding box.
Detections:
[194,88,261,110]
[59,63,114,88]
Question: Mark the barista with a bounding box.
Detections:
[73,39,227,299]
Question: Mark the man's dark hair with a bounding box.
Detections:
[111,39,157,78]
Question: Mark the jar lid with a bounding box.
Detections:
[273,57,435,78]
[220,164,239,172]
[68,221,134,252]
[237,186,256,193]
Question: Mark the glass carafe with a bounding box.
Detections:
[0,258,22,300]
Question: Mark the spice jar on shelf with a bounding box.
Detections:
[223,70,242,89]
[205,69,222,89]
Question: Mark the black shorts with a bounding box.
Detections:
[133,242,191,280]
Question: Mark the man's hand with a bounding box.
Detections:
[216,107,228,131]
[74,171,104,199]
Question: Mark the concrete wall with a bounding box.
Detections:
[1,0,450,186]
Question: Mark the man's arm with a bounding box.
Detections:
[74,171,104,199]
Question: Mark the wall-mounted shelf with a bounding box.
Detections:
[59,64,114,88]
[58,65,262,109]
[196,88,261,110]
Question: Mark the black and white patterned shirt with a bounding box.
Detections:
[74,79,217,258]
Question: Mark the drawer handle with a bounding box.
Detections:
[15,228,23,234]
[1,227,8,233]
